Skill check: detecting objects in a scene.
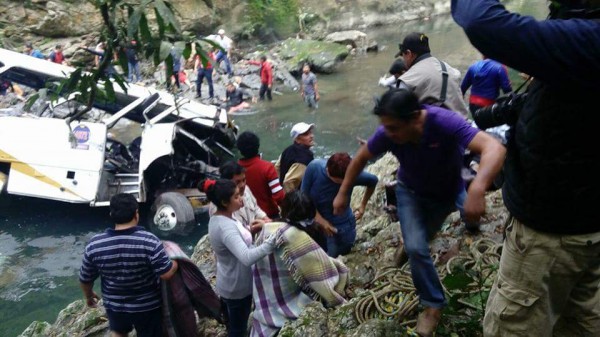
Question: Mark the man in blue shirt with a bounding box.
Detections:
[452,1,600,335]
[24,42,45,59]
[301,152,378,257]
[79,193,178,337]
[333,89,505,336]
[125,40,141,83]
[460,56,512,114]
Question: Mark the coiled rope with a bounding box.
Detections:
[353,238,503,327]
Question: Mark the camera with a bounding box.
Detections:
[472,93,528,130]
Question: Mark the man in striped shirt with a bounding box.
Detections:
[79,193,178,337]
[237,131,285,218]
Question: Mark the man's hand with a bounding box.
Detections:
[462,188,486,224]
[333,193,349,216]
[85,292,100,308]
[315,93,320,101]
[353,205,366,220]
[268,84,272,89]
[318,221,338,237]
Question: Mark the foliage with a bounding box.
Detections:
[246,0,300,38]
[436,259,499,337]
[25,0,217,121]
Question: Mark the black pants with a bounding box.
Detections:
[259,83,272,101]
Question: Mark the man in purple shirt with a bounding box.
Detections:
[333,89,505,336]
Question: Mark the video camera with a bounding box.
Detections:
[472,92,527,130]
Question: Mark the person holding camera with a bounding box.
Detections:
[452,1,600,336]
[332,88,506,336]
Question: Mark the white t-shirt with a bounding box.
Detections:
[216,35,233,51]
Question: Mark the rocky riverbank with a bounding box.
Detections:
[18,153,509,337]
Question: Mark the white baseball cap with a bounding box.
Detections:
[218,29,225,35]
[290,122,315,140]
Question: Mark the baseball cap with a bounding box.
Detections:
[290,122,314,140]
[218,29,225,35]
[395,32,431,57]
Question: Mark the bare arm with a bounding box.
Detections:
[79,282,100,308]
[463,131,506,223]
[333,144,374,215]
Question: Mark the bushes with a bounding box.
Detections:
[246,0,300,39]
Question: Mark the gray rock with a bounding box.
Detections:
[325,30,368,50]
[275,38,349,74]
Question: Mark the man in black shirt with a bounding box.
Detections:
[224,82,255,113]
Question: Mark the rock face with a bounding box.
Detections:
[0,0,449,44]
[19,152,509,337]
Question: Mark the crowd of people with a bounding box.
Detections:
[72,0,600,336]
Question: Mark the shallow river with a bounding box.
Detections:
[0,1,546,335]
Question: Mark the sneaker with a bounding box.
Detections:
[415,307,442,337]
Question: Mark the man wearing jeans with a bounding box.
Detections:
[125,40,141,83]
[302,152,378,257]
[333,89,505,336]
[215,29,233,77]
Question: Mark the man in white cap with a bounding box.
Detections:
[276,122,315,192]
[215,28,234,77]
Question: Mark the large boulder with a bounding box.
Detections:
[29,1,101,37]
[171,0,215,34]
[275,38,349,75]
[325,30,368,49]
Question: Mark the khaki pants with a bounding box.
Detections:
[483,217,600,337]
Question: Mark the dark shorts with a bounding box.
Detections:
[106,308,162,337]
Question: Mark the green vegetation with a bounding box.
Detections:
[437,240,501,337]
[246,0,300,38]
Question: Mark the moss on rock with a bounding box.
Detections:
[277,38,349,74]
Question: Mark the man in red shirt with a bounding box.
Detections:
[49,44,66,64]
[247,55,273,101]
[237,131,284,218]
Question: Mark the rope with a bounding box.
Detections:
[353,238,503,330]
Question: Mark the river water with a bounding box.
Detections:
[0,1,547,335]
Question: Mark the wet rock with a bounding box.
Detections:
[19,300,108,337]
[16,321,50,337]
[275,38,349,74]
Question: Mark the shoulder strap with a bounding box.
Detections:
[436,58,449,104]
